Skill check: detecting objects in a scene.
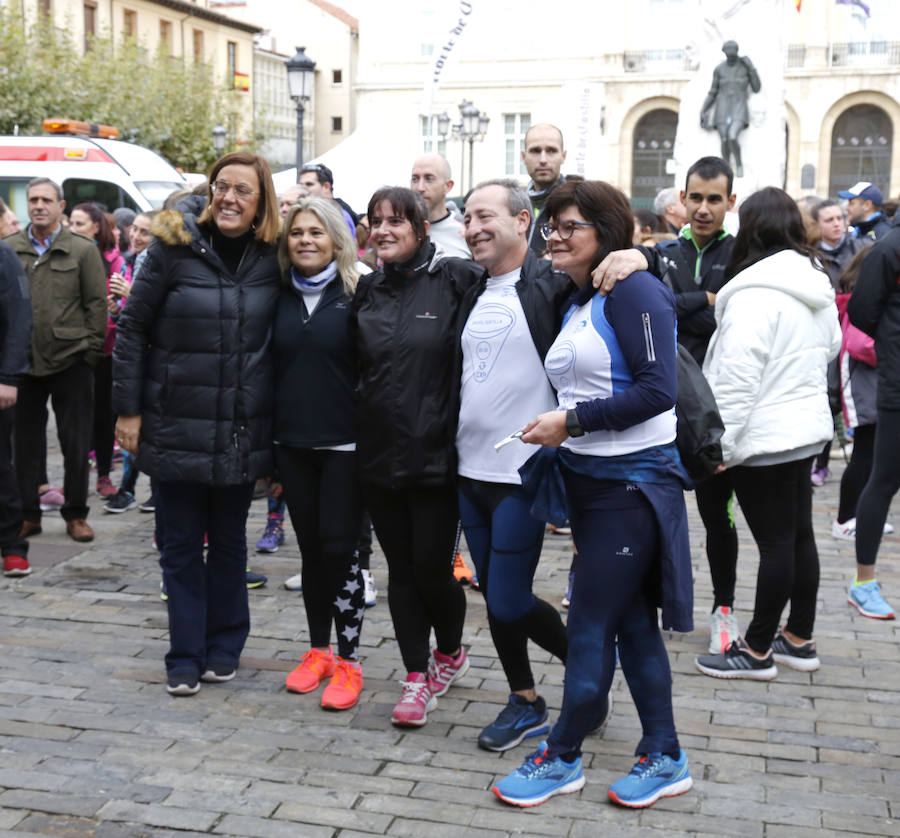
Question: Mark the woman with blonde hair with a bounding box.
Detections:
[113,151,281,696]
[275,198,368,709]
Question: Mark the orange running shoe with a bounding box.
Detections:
[320,657,363,710]
[453,552,474,585]
[285,646,335,693]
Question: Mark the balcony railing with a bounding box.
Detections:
[623,49,691,73]
[829,41,900,66]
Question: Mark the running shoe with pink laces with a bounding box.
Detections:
[285,646,336,694]
[428,647,469,697]
[391,672,436,726]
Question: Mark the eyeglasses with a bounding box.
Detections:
[540,221,594,241]
[211,180,259,200]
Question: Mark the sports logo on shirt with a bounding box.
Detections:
[463,303,515,382]
[545,340,578,406]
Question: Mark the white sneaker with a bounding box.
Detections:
[284,573,303,591]
[832,518,856,541]
[708,605,740,654]
[362,568,377,607]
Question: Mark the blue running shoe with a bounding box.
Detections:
[246,568,268,589]
[848,577,895,620]
[607,750,692,808]
[478,694,550,752]
[492,742,584,807]
[256,517,284,553]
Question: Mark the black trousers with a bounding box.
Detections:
[15,361,94,522]
[92,354,115,478]
[856,409,900,567]
[0,407,27,557]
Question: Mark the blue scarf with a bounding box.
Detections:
[291,260,338,293]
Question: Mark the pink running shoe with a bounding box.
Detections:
[39,486,65,511]
[391,672,436,727]
[428,647,469,697]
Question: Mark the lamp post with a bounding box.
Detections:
[211,123,226,156]
[435,100,489,195]
[285,46,316,176]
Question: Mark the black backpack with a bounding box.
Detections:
[675,343,724,484]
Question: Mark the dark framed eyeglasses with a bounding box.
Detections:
[540,221,594,241]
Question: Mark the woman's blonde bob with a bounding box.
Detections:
[279,197,359,295]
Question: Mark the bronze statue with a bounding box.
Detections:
[700,40,761,178]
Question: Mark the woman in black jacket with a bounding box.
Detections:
[113,151,281,696]
[352,186,483,726]
[274,198,366,709]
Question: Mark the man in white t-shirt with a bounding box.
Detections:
[410,154,469,258]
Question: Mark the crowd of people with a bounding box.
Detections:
[1,123,899,811]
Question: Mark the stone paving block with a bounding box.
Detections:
[700,795,821,827]
[469,804,572,836]
[638,806,765,837]
[201,758,305,784]
[0,807,27,830]
[5,812,101,835]
[380,762,493,790]
[274,800,391,832]
[163,789,277,818]
[96,800,220,832]
[0,680,84,701]
[386,819,506,838]
[822,811,900,836]
[0,788,108,817]
[215,813,334,838]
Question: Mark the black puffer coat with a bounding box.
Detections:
[112,210,280,485]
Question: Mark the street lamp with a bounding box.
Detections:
[211,123,226,155]
[285,46,316,174]
[436,100,490,195]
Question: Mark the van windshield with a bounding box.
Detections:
[137,181,189,209]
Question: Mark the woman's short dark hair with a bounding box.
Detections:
[72,202,116,252]
[366,187,429,243]
[545,180,634,269]
[725,187,819,280]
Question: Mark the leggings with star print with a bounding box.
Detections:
[276,446,365,660]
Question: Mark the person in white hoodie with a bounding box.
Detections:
[696,187,841,680]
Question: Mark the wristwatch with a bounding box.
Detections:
[565,408,585,438]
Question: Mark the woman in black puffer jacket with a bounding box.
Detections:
[113,151,281,696]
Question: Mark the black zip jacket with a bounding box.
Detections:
[273,274,357,448]
[847,225,900,410]
[853,212,894,242]
[352,240,483,488]
[637,231,734,365]
[817,235,868,290]
[112,210,280,485]
[0,239,32,387]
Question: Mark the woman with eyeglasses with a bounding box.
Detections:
[352,186,483,727]
[113,151,281,696]
[492,180,693,809]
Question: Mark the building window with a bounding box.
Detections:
[420,115,447,156]
[159,20,172,54]
[331,116,343,133]
[332,69,342,85]
[227,41,237,88]
[631,109,678,210]
[504,113,531,176]
[192,28,204,63]
[83,1,96,50]
[123,9,136,38]
[829,104,893,197]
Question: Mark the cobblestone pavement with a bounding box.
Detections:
[1,445,899,837]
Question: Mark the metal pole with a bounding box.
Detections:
[295,100,305,175]
[468,136,475,196]
[460,140,466,196]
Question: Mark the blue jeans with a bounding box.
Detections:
[547,473,679,759]
[155,481,254,678]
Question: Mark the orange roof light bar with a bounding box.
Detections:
[42,119,120,139]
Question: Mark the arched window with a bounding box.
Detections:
[829,104,892,197]
[631,109,678,210]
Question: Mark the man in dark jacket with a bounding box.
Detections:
[523,124,567,254]
[840,182,894,242]
[812,199,867,289]
[0,239,32,575]
[6,178,107,543]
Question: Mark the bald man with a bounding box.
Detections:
[521,124,567,253]
[411,153,469,258]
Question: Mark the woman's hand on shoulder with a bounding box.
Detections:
[521,410,568,447]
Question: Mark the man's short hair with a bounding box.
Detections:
[301,163,334,186]
[810,199,840,222]
[653,187,679,216]
[470,178,532,217]
[27,177,63,201]
[685,156,734,195]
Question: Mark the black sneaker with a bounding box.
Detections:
[771,632,820,672]
[166,675,200,696]
[246,569,267,589]
[104,490,137,514]
[477,694,549,752]
[139,498,156,513]
[201,664,236,683]
[695,638,777,680]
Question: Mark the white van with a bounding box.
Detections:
[0,121,188,223]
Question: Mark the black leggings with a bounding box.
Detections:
[856,409,900,567]
[92,354,115,478]
[276,446,364,661]
[364,483,465,674]
[837,423,876,524]
[730,457,819,652]
[694,470,738,611]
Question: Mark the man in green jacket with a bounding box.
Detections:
[5,178,107,542]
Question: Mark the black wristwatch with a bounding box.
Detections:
[565,408,585,438]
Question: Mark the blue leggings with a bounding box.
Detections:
[547,473,679,760]
[458,478,567,692]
